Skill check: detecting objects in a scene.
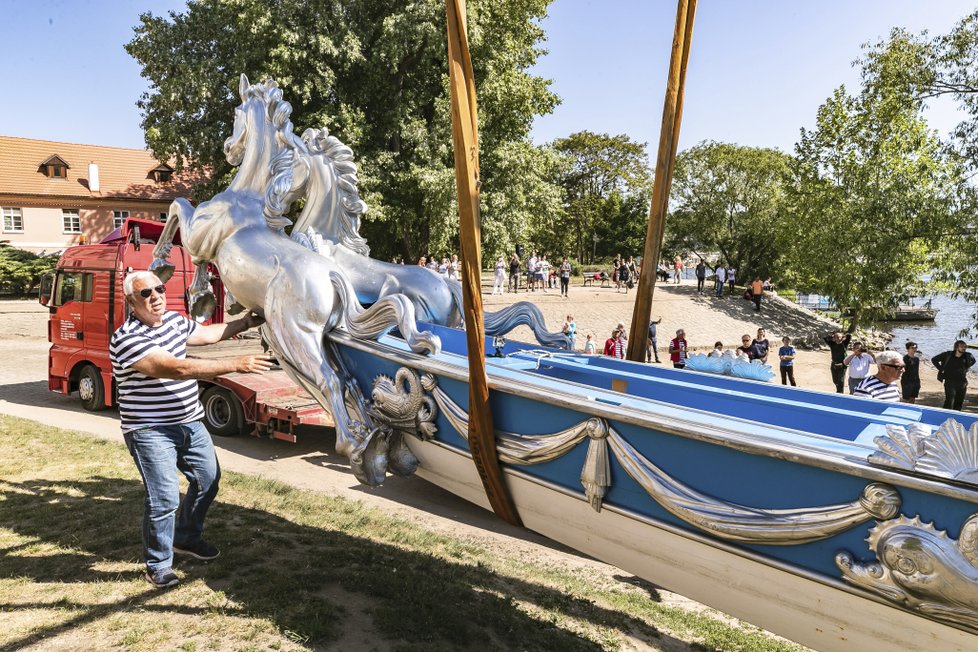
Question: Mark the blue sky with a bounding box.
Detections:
[0,0,972,155]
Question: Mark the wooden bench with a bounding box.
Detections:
[582,272,611,288]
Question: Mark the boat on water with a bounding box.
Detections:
[145,3,978,648]
[886,304,938,322]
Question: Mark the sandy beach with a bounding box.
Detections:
[484,278,964,411]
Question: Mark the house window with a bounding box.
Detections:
[159,212,168,222]
[2,207,23,233]
[150,164,174,183]
[39,155,70,179]
[62,209,81,234]
[113,210,130,229]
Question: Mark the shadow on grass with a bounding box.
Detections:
[0,473,674,651]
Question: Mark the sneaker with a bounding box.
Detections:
[173,540,220,561]
[145,567,180,589]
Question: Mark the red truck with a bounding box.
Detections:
[39,218,331,441]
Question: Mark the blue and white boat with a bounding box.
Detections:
[330,323,978,652]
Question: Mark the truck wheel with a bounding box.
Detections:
[78,365,107,412]
[201,386,246,437]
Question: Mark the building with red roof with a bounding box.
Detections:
[0,135,206,253]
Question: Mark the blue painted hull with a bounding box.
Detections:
[331,324,978,650]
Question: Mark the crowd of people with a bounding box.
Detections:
[416,254,461,280]
[585,321,975,410]
[820,330,974,408]
[440,251,975,410]
[481,251,577,297]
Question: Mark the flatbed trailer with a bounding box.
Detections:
[189,336,333,441]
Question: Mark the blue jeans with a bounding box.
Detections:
[123,421,220,572]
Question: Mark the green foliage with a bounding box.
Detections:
[859,14,978,312]
[550,131,651,263]
[665,141,791,277]
[0,246,58,296]
[125,0,561,261]
[782,76,967,328]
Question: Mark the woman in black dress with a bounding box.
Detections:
[902,341,921,404]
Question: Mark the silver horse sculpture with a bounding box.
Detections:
[151,74,569,485]
[150,76,437,485]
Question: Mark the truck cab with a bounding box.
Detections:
[40,218,220,411]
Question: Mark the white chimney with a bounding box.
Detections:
[88,162,100,192]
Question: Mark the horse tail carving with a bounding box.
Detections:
[330,272,441,356]
[484,301,572,350]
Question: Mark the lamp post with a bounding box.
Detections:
[592,232,599,263]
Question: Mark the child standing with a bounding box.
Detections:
[562,315,577,351]
[584,333,596,355]
[779,336,797,386]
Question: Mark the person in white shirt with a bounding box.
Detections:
[714,265,727,297]
[492,256,506,294]
[844,343,876,394]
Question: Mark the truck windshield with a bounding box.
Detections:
[52,272,93,306]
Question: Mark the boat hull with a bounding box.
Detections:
[408,436,975,651]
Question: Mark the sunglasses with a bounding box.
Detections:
[881,363,906,370]
[138,285,166,299]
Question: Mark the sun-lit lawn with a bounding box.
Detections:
[0,414,804,651]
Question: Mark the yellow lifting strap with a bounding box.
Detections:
[444,0,522,526]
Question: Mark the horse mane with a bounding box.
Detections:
[299,127,371,256]
[236,79,306,231]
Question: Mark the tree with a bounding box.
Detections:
[782,82,967,329]
[859,16,978,317]
[125,0,561,262]
[665,141,791,277]
[550,131,651,263]
[0,246,57,296]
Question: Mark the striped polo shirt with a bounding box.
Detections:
[110,311,204,431]
[853,375,901,403]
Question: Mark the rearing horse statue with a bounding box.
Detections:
[151,75,436,485]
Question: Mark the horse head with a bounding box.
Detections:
[224,74,303,211]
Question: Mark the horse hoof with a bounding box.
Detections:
[387,433,419,476]
[149,259,176,283]
[189,291,217,322]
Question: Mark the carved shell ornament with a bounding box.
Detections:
[919,419,978,483]
[869,419,978,484]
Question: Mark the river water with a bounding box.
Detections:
[882,293,978,360]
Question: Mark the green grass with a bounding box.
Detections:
[0,414,806,651]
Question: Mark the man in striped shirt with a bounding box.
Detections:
[853,350,904,403]
[110,271,272,589]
